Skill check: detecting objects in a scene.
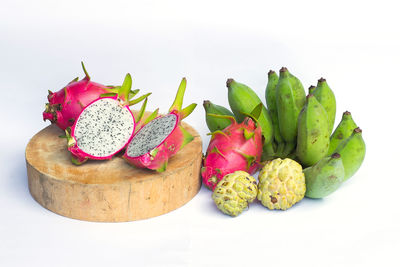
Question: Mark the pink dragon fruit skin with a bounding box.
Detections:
[43,62,117,130]
[124,111,194,172]
[64,73,142,165]
[201,116,263,191]
[123,78,197,172]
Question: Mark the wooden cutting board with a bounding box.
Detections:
[25,120,202,222]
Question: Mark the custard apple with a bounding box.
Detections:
[212,171,258,216]
[258,158,306,210]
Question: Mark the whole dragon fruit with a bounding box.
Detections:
[65,74,141,165]
[201,114,263,191]
[123,78,197,172]
[43,62,132,130]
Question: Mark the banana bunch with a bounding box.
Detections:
[202,68,366,199]
[267,68,365,197]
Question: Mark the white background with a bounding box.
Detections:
[1,0,399,266]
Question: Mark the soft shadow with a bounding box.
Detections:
[7,148,39,209]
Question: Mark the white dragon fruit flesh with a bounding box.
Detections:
[66,74,139,165]
[123,78,196,172]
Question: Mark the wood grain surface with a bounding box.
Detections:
[25,120,202,222]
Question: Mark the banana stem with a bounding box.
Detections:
[282,142,296,157]
[264,142,275,154]
[276,142,285,156]
[261,142,276,161]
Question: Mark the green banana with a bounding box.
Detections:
[304,153,345,199]
[333,127,366,181]
[296,94,330,167]
[308,85,316,94]
[275,67,306,150]
[227,78,274,155]
[265,70,283,146]
[288,72,306,108]
[328,111,357,155]
[203,100,234,132]
[313,78,336,134]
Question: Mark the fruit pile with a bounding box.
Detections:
[41,63,366,218]
[203,67,366,216]
[43,62,197,172]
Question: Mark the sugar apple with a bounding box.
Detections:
[258,158,306,210]
[212,171,258,216]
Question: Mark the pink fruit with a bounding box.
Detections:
[123,78,197,172]
[65,74,139,165]
[43,62,123,130]
[201,115,263,191]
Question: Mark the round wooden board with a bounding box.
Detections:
[25,119,202,222]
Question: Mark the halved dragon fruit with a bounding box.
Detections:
[65,73,141,165]
[43,62,144,131]
[201,113,263,191]
[43,62,120,130]
[123,78,197,172]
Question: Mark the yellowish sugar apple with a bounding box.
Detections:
[258,158,306,210]
[212,171,258,217]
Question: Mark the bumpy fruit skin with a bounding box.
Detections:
[304,153,345,199]
[212,171,258,217]
[43,63,116,130]
[258,158,306,210]
[201,116,263,191]
[203,100,235,132]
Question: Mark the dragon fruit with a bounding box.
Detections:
[65,73,140,165]
[43,62,137,130]
[123,78,197,172]
[201,114,263,191]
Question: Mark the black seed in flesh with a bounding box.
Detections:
[126,114,177,157]
[74,98,134,157]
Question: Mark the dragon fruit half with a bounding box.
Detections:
[65,73,140,165]
[123,78,197,172]
[201,114,263,191]
[43,62,142,130]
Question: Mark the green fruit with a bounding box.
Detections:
[313,78,336,134]
[227,79,274,153]
[203,100,234,132]
[304,153,345,199]
[296,94,330,167]
[333,127,366,181]
[282,142,296,157]
[258,158,306,210]
[328,111,357,155]
[276,68,306,147]
[308,85,316,94]
[212,171,258,217]
[288,72,306,108]
[265,70,283,146]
